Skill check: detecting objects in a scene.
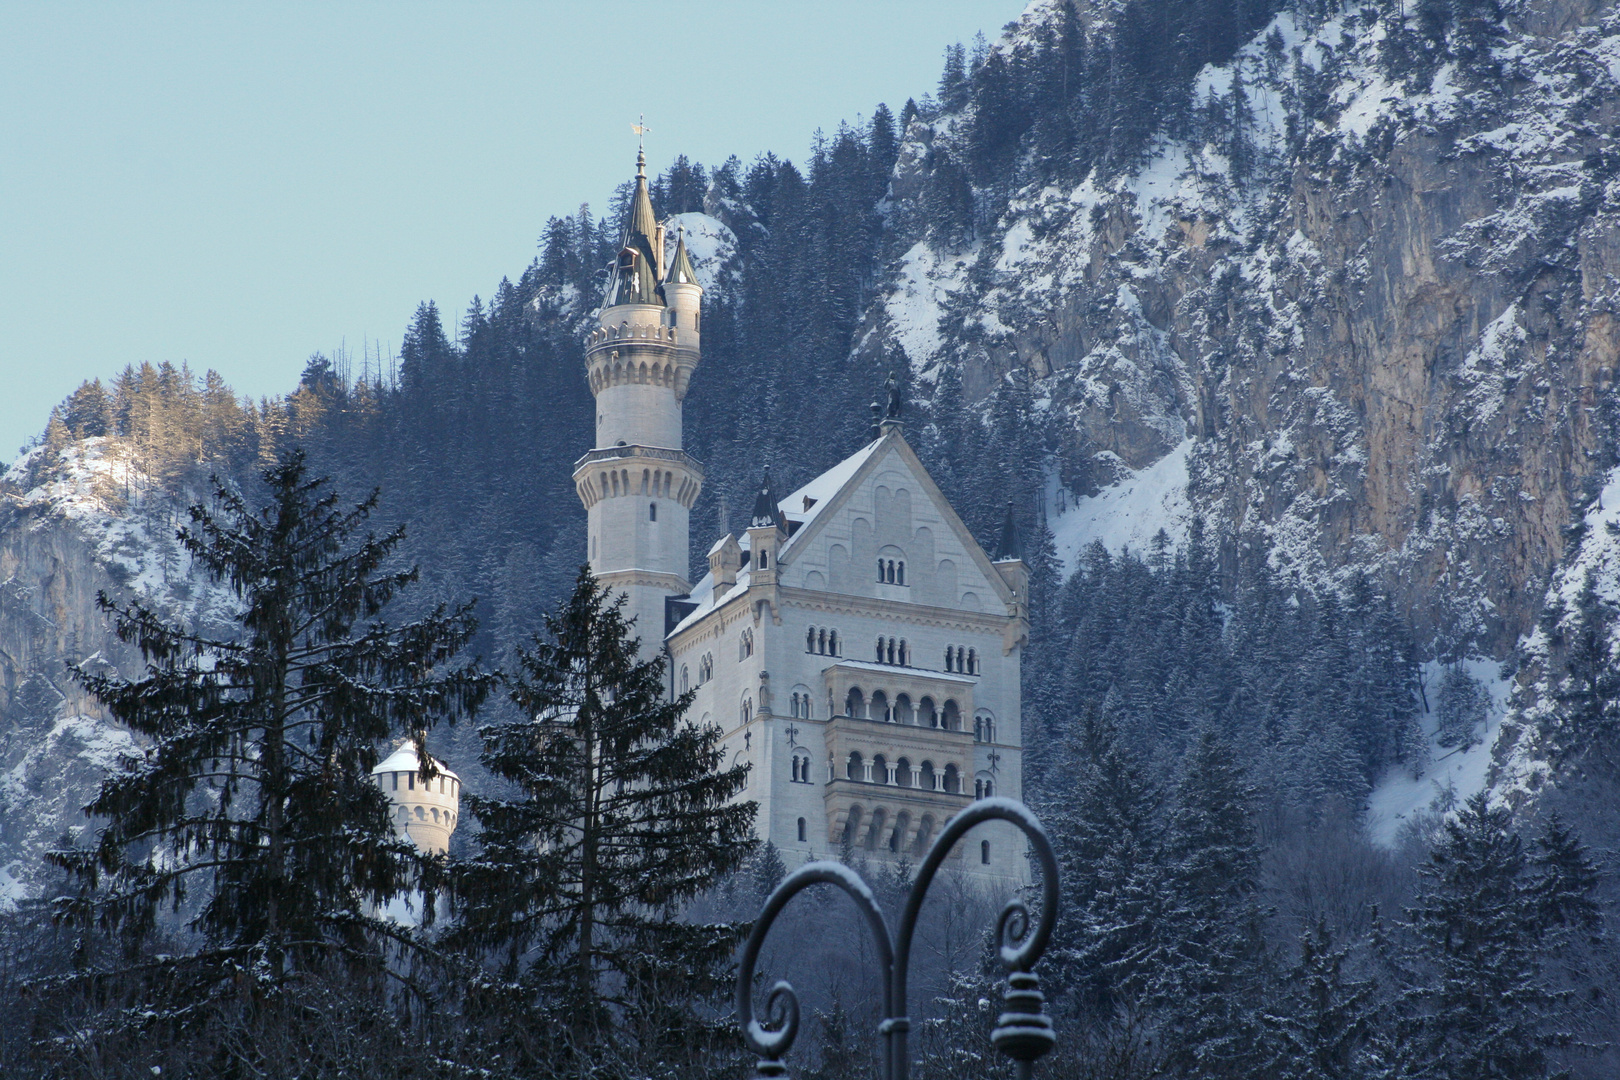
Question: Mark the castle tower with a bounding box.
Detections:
[574,150,704,654]
[371,741,460,855]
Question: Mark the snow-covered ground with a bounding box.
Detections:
[1365,658,1512,848]
[1046,439,1193,574]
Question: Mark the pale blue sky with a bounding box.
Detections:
[0,1,1026,459]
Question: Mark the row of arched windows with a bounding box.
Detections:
[842,804,937,858]
[790,751,814,783]
[680,652,716,694]
[806,626,841,655]
[740,696,753,726]
[788,691,814,719]
[878,558,906,585]
[944,646,978,674]
[973,712,997,743]
[739,628,754,661]
[844,752,962,792]
[844,687,965,731]
[395,804,456,828]
[875,636,909,666]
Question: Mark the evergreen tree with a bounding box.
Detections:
[445,567,754,1076]
[47,451,491,1067]
[1265,919,1376,1080]
[1435,663,1489,749]
[1392,793,1585,1080]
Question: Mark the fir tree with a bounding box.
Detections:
[47,451,491,1065]
[1392,793,1583,1080]
[445,567,754,1075]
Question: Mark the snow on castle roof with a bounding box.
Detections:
[372,741,458,781]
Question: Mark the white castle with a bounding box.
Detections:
[575,152,1030,882]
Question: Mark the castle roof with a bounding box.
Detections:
[750,466,787,531]
[664,230,699,287]
[607,150,664,307]
[372,740,459,782]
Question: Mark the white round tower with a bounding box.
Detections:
[372,741,460,855]
[574,149,705,655]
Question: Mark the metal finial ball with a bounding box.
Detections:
[991,971,1056,1063]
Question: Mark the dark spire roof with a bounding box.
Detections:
[994,501,1024,562]
[750,466,786,531]
[607,150,664,306]
[665,228,699,287]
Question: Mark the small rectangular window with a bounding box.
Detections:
[798,818,807,842]
[650,502,657,521]
[391,772,398,791]
[408,773,415,790]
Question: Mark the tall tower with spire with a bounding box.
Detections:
[574,150,704,655]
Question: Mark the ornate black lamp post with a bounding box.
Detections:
[737,797,1059,1080]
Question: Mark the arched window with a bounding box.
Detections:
[895,694,914,725]
[798,817,807,842]
[847,751,863,781]
[877,559,885,582]
[649,502,657,521]
[844,804,864,844]
[846,687,865,719]
[943,763,960,794]
[891,811,910,853]
[968,648,977,674]
[976,711,996,743]
[871,690,889,723]
[807,627,816,652]
[899,639,908,666]
[829,630,838,655]
[740,696,753,725]
[876,637,885,662]
[914,814,935,856]
[819,628,828,654]
[943,700,961,732]
[681,665,690,694]
[866,807,887,851]
[920,761,937,791]
[944,646,954,672]
[920,697,937,729]
[739,629,754,661]
[896,561,905,585]
[896,757,912,787]
[886,638,897,665]
[873,754,889,785]
[981,840,991,865]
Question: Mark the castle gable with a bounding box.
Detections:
[777,432,1011,614]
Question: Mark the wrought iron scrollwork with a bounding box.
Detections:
[736,797,1059,1080]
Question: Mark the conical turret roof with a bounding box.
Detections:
[607,150,664,306]
[750,466,786,531]
[665,229,700,287]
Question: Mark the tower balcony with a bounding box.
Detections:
[816,659,977,856]
[573,444,704,511]
[585,320,698,401]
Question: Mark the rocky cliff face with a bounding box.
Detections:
[0,444,234,905]
[873,0,1620,657]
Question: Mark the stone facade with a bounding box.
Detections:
[579,156,1030,885]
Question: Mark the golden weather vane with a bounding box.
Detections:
[631,114,651,153]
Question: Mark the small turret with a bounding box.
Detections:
[746,466,787,587]
[661,228,703,351]
[372,741,460,855]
